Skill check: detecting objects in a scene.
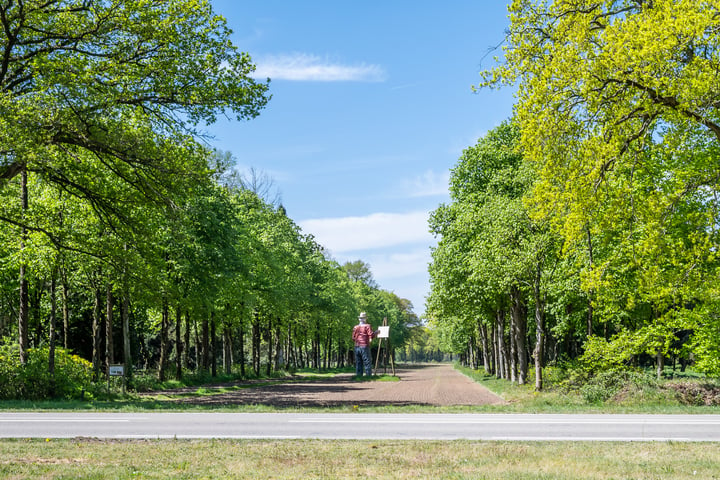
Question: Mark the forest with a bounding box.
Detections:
[427,0,720,390]
[0,0,423,400]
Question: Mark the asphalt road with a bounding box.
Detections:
[2,413,720,441]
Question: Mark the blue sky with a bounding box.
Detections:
[206,1,515,315]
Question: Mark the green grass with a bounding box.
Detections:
[1,363,719,414]
[457,364,720,414]
[1,438,718,479]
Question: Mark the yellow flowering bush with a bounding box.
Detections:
[0,344,94,400]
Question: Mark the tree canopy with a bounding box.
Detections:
[0,0,270,231]
[455,0,720,377]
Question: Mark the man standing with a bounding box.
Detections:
[352,312,378,377]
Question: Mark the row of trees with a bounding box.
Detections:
[0,0,418,397]
[1,155,417,376]
[428,0,720,388]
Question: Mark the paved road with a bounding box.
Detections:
[2,412,720,441]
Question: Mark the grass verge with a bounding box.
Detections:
[1,438,718,479]
[457,364,720,414]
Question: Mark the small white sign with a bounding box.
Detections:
[109,365,124,376]
[378,326,390,338]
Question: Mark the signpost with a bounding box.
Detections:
[108,364,126,394]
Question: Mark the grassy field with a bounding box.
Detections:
[1,438,719,480]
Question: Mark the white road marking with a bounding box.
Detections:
[0,418,133,422]
[289,417,720,425]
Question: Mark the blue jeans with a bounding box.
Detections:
[354,346,372,376]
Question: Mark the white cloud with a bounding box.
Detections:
[252,53,386,82]
[401,170,450,198]
[364,248,431,280]
[333,247,432,314]
[299,211,431,253]
[300,212,435,314]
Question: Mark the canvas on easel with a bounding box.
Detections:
[374,317,395,375]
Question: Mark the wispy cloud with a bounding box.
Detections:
[401,170,450,198]
[298,211,431,253]
[252,53,386,82]
[299,212,435,313]
[364,248,431,280]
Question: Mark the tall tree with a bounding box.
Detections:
[1,0,269,228]
[481,0,720,375]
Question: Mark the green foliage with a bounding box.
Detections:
[578,370,660,404]
[0,345,94,400]
[579,334,640,373]
[470,0,720,378]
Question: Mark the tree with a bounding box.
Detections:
[429,122,562,388]
[343,260,378,289]
[481,0,720,375]
[0,0,269,224]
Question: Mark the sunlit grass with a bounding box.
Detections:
[457,364,720,414]
[1,438,718,480]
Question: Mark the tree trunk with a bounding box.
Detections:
[122,287,131,377]
[496,309,507,380]
[533,265,545,391]
[586,225,594,337]
[511,286,528,385]
[275,323,283,371]
[183,311,191,370]
[238,317,246,377]
[201,316,210,373]
[478,320,491,373]
[18,165,29,365]
[121,244,132,378]
[49,271,57,396]
[105,283,114,371]
[194,316,201,371]
[223,323,232,375]
[92,284,102,381]
[210,311,217,377]
[266,315,272,376]
[325,331,332,370]
[158,296,169,381]
[508,294,518,383]
[61,268,69,350]
[175,306,183,380]
[288,325,297,369]
[252,310,260,376]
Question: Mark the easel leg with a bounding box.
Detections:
[374,338,383,373]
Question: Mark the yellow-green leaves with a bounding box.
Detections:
[481,0,720,374]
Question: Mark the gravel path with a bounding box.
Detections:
[168,364,506,408]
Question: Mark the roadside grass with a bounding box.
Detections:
[1,362,719,414]
[457,364,720,414]
[1,438,718,479]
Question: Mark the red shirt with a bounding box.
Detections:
[352,324,375,347]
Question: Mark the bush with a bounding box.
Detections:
[580,370,660,404]
[0,344,94,400]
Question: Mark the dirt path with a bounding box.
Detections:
[166,364,505,408]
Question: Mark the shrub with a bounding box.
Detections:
[0,344,94,400]
[580,370,660,404]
